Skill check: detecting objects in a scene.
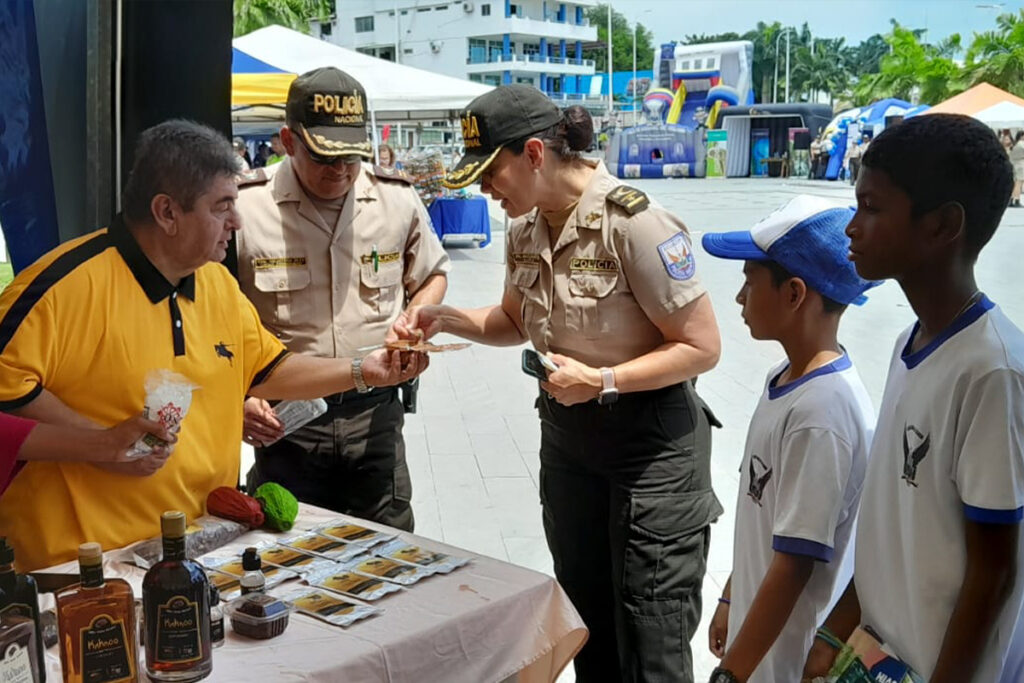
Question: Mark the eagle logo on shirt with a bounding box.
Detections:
[747,455,772,506]
[901,424,930,487]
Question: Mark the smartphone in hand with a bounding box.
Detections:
[522,349,558,380]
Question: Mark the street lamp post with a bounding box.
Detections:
[772,28,792,103]
[631,9,652,126]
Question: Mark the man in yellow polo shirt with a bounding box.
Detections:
[0,120,427,571]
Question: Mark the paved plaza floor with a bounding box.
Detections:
[244,175,1024,681]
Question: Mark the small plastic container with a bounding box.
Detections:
[224,593,292,640]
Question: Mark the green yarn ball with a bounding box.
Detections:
[254,482,299,531]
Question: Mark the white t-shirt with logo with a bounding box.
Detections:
[856,297,1024,681]
[727,353,874,683]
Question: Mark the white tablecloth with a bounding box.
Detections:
[40,504,587,682]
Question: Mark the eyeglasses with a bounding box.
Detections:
[297,137,364,166]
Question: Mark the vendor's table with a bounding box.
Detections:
[37,504,586,683]
[428,196,492,247]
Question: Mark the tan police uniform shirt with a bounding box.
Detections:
[505,159,705,369]
[236,159,450,357]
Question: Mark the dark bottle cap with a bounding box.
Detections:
[242,547,261,571]
[0,537,14,565]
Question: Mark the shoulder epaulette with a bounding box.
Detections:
[236,168,269,188]
[373,164,414,184]
[607,185,649,215]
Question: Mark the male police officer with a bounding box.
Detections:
[235,67,450,531]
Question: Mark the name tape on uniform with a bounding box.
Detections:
[360,252,401,265]
[512,253,541,267]
[253,257,307,270]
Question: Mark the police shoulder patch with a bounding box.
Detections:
[657,232,696,281]
[373,165,414,184]
[606,185,649,215]
[236,168,268,187]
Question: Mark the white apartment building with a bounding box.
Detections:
[322,0,598,101]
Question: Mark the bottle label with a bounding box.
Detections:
[0,642,33,683]
[80,562,105,588]
[161,536,186,560]
[154,596,202,664]
[79,614,135,682]
[209,616,224,644]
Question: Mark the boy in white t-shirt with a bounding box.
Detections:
[701,196,880,683]
[804,114,1024,682]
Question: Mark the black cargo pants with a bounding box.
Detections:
[538,381,722,683]
[248,387,414,531]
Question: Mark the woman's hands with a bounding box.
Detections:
[541,353,602,407]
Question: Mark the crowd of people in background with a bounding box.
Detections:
[1003,130,1024,208]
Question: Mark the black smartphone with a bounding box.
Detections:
[521,349,557,380]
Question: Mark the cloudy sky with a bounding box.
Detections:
[612,0,1024,49]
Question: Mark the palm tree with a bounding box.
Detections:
[854,23,963,105]
[964,10,1024,97]
[233,0,332,37]
[791,38,850,106]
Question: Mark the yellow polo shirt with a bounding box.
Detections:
[0,218,288,570]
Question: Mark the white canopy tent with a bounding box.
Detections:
[233,25,491,125]
[973,101,1024,129]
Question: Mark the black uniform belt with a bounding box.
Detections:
[324,386,397,406]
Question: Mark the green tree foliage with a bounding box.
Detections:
[853,23,963,105]
[583,4,654,72]
[964,9,1024,97]
[233,0,333,37]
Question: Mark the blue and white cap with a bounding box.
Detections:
[701,195,880,306]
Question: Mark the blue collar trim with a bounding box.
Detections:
[768,352,852,400]
[901,295,995,370]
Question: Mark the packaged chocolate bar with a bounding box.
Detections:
[316,520,395,548]
[340,556,435,586]
[304,565,402,602]
[282,588,380,627]
[279,532,367,563]
[202,554,300,590]
[372,539,469,574]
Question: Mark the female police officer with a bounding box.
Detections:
[394,85,722,682]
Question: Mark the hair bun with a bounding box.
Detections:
[562,105,594,152]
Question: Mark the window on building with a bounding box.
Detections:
[418,6,430,11]
[470,74,483,83]
[483,75,501,86]
[468,38,487,63]
[355,16,374,32]
[320,22,332,37]
[404,48,414,54]
[510,4,521,17]
[481,3,490,16]
[435,4,448,9]
[516,77,533,85]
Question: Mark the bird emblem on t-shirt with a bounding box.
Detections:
[747,455,772,506]
[902,424,930,487]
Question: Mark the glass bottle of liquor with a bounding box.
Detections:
[55,543,138,683]
[142,512,211,682]
[0,538,45,682]
[0,612,41,683]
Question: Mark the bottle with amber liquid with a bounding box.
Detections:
[0,538,45,682]
[55,543,138,683]
[142,512,211,682]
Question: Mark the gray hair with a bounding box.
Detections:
[122,120,239,223]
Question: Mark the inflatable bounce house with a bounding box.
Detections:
[819,98,925,180]
[606,41,753,178]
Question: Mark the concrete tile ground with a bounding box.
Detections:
[243,176,1024,682]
